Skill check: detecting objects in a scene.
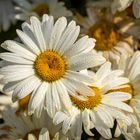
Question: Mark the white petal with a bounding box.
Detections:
[28,134,37,140]
[56,21,76,55]
[96,62,111,81]
[62,117,73,134]
[51,82,61,110]
[1,40,36,61]
[0,65,33,74]
[45,84,55,117]
[101,77,129,93]
[42,15,54,48]
[69,52,106,71]
[53,111,67,125]
[70,114,83,140]
[133,0,140,18]
[49,17,67,51]
[58,25,80,55]
[82,109,94,136]
[2,69,34,83]
[55,80,72,110]
[65,36,95,57]
[39,128,50,140]
[102,99,133,112]
[12,76,40,102]
[96,127,112,139]
[22,22,38,45]
[65,70,94,84]
[104,92,132,101]
[28,82,48,114]
[97,105,114,128]
[3,81,19,93]
[30,16,46,51]
[63,78,93,96]
[16,29,40,54]
[0,53,33,64]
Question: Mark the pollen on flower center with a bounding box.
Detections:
[70,87,102,110]
[33,3,49,17]
[34,51,66,82]
[88,20,120,51]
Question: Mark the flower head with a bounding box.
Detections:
[14,0,72,20]
[0,14,105,117]
[53,62,132,139]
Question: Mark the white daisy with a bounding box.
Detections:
[53,62,133,140]
[14,0,72,20]
[87,0,140,48]
[112,51,140,139]
[76,7,134,66]
[111,0,140,18]
[0,0,16,32]
[0,14,105,117]
[0,107,67,140]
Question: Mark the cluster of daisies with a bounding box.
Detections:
[0,0,140,140]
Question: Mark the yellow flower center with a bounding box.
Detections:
[88,20,120,51]
[70,87,102,110]
[34,51,66,82]
[24,129,40,140]
[33,3,49,17]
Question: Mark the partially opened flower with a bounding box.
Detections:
[0,14,105,117]
[53,62,132,140]
[14,0,72,20]
[0,0,16,32]
[0,107,67,140]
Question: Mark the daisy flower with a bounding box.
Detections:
[0,107,67,140]
[76,7,134,66]
[53,62,133,140]
[14,0,72,20]
[87,0,140,44]
[111,0,140,18]
[0,14,105,117]
[112,51,140,139]
[0,0,16,32]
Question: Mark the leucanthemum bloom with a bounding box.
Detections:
[0,0,16,32]
[112,51,140,140]
[111,0,140,18]
[0,14,105,117]
[53,62,133,140]
[76,7,134,66]
[14,0,72,20]
[0,107,67,140]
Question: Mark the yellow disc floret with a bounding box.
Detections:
[88,20,120,51]
[70,87,102,110]
[34,51,66,82]
[33,3,49,17]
